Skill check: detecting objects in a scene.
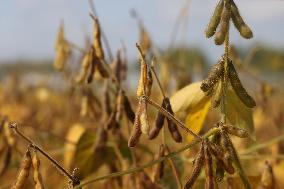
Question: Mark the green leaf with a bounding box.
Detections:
[74,129,115,179]
[225,88,255,137]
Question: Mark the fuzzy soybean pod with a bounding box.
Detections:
[148,99,167,140]
[204,142,214,189]
[205,0,224,38]
[32,152,45,189]
[208,142,234,175]
[228,60,256,108]
[223,152,235,175]
[184,142,205,189]
[165,98,182,143]
[221,131,252,189]
[215,160,225,182]
[128,99,142,147]
[201,58,225,92]
[214,0,231,45]
[230,1,253,39]
[12,150,32,189]
[220,131,235,174]
[223,125,249,138]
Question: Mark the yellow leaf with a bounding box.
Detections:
[185,98,211,142]
[170,82,208,113]
[170,82,211,142]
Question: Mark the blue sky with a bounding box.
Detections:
[0,0,284,62]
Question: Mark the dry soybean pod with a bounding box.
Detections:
[205,0,224,38]
[0,146,12,177]
[148,99,167,140]
[223,152,235,174]
[140,97,150,135]
[12,149,32,189]
[128,99,142,147]
[201,58,225,92]
[123,94,135,123]
[208,142,224,160]
[220,130,235,174]
[96,59,110,78]
[136,56,148,97]
[230,1,253,39]
[228,60,256,108]
[222,131,251,189]
[32,152,45,189]
[223,125,249,138]
[209,142,234,174]
[214,0,231,45]
[215,160,225,182]
[75,51,92,84]
[92,17,104,61]
[165,98,182,143]
[184,142,205,189]
[115,90,124,122]
[204,142,214,189]
[153,144,165,182]
[86,48,96,84]
[260,161,276,189]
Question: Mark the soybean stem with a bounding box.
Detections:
[9,123,76,183]
[165,145,183,189]
[151,58,166,98]
[75,140,200,188]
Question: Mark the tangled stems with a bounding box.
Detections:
[9,122,80,187]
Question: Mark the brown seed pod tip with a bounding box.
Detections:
[128,136,140,148]
[240,25,253,39]
[172,131,183,143]
[148,128,160,140]
[214,32,226,45]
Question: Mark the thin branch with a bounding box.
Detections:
[165,145,183,189]
[241,132,284,155]
[9,122,78,185]
[221,31,230,123]
[144,96,202,140]
[74,139,201,188]
[151,57,166,98]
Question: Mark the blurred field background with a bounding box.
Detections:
[0,0,284,188]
